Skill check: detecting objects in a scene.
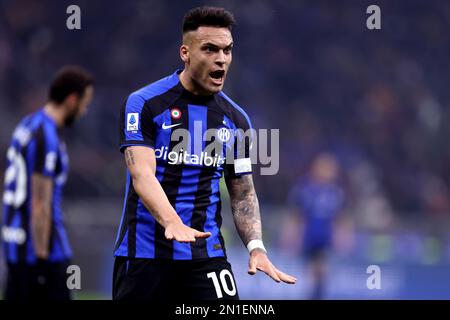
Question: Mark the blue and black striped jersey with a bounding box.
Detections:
[2,109,71,264]
[115,70,253,260]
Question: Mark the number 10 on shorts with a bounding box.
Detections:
[207,270,237,298]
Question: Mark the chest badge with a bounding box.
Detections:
[217,127,232,143]
[170,108,182,120]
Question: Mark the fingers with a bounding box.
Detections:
[165,231,174,240]
[275,268,297,284]
[194,231,211,239]
[253,260,281,282]
[164,227,211,242]
[164,229,194,242]
[248,258,257,275]
[261,265,281,283]
[250,256,297,284]
[174,230,211,242]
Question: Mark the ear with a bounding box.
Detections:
[180,44,189,63]
[64,92,79,108]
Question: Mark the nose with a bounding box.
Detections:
[216,50,227,66]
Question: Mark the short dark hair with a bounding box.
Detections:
[182,6,235,34]
[48,65,93,104]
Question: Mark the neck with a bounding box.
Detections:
[43,102,65,128]
[179,69,211,96]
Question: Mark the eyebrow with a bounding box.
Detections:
[202,42,234,50]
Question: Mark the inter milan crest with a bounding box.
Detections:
[217,127,231,143]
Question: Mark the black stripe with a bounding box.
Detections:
[155,104,190,259]
[49,144,63,256]
[48,222,56,255]
[114,177,131,252]
[126,186,139,257]
[215,199,226,257]
[17,143,31,261]
[4,205,13,260]
[33,125,47,173]
[190,107,221,259]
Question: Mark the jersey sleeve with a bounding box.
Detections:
[33,125,58,178]
[224,108,254,179]
[119,93,156,153]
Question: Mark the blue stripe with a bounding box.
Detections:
[189,105,207,162]
[40,109,58,128]
[135,199,156,258]
[47,229,63,263]
[153,109,171,183]
[115,172,131,246]
[153,109,172,158]
[173,170,199,260]
[114,230,129,256]
[30,111,45,131]
[56,222,72,259]
[205,170,225,257]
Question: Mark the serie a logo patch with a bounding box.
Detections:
[127,113,139,132]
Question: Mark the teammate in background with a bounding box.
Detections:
[289,153,346,299]
[113,6,296,300]
[2,66,94,300]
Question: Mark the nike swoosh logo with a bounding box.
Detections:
[162,122,182,130]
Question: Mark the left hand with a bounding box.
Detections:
[248,248,297,284]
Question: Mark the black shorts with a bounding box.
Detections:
[4,260,72,300]
[113,257,239,301]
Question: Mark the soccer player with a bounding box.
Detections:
[289,153,346,299]
[2,66,94,300]
[113,6,296,300]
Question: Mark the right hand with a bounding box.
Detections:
[164,220,211,243]
[35,249,49,260]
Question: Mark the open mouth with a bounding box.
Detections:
[209,70,225,83]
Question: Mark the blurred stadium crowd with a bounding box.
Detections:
[1,0,450,298]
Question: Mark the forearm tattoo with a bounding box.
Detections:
[125,148,135,166]
[227,175,262,245]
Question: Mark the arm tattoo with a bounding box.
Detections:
[125,148,135,166]
[226,175,262,246]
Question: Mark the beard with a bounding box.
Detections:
[64,109,79,127]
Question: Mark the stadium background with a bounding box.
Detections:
[1,0,450,299]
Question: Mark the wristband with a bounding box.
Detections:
[247,239,267,254]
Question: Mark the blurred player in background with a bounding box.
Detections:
[289,152,346,299]
[1,66,94,300]
[113,6,296,301]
